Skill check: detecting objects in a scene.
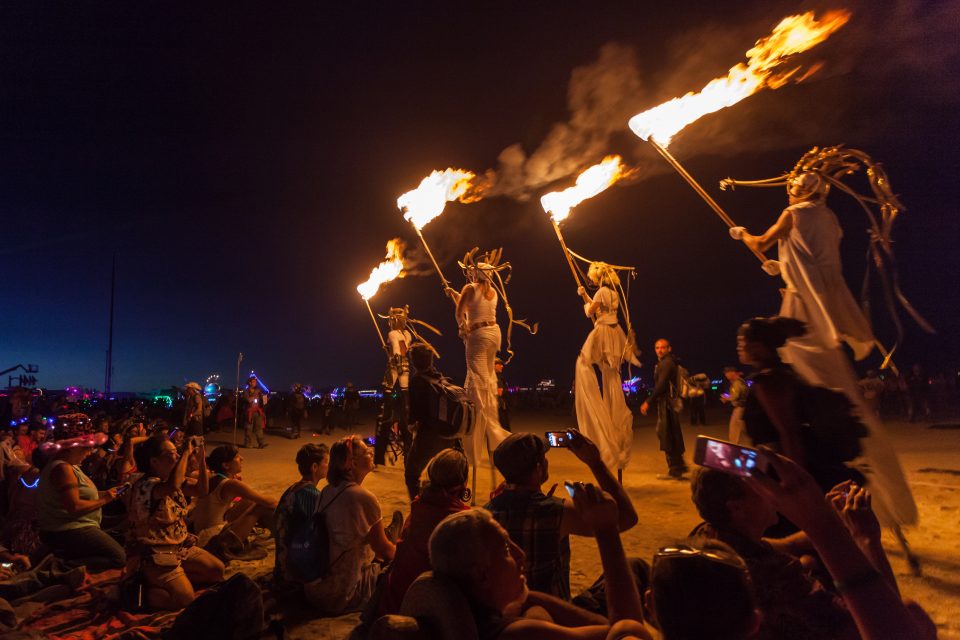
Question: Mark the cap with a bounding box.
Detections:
[184,382,202,392]
[493,433,548,482]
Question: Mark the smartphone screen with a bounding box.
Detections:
[545,431,569,448]
[693,436,762,477]
[564,481,576,498]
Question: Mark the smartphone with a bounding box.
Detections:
[1,563,12,569]
[693,436,768,477]
[363,436,376,447]
[545,431,570,448]
[564,481,577,498]
[115,483,131,497]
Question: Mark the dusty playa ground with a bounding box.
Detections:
[212,410,960,639]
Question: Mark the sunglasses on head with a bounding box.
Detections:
[654,544,746,569]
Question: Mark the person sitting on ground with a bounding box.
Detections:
[36,418,127,572]
[0,543,30,579]
[690,466,860,640]
[273,443,329,586]
[405,343,461,500]
[646,539,759,640]
[125,435,224,610]
[427,486,651,640]
[305,435,396,615]
[743,447,935,640]
[191,444,278,558]
[377,448,471,616]
[485,431,639,609]
[2,448,43,559]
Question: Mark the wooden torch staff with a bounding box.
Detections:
[647,140,768,264]
[550,218,583,289]
[413,227,451,290]
[365,299,386,348]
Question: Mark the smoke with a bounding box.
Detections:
[489,43,644,198]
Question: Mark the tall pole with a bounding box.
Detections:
[550,219,583,289]
[105,252,116,395]
[365,300,386,347]
[232,352,243,446]
[413,227,450,289]
[647,140,767,263]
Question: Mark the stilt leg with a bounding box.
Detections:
[892,525,922,576]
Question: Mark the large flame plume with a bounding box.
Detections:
[629,10,851,146]
[357,238,406,300]
[397,168,482,231]
[540,156,628,223]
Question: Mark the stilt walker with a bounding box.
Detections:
[571,258,640,476]
[722,146,934,572]
[445,248,537,488]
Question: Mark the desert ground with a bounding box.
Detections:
[212,408,960,639]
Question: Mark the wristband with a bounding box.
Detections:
[834,569,882,594]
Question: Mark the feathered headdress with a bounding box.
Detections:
[379,304,443,358]
[458,247,538,364]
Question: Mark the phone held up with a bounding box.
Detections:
[693,436,771,478]
[545,431,570,448]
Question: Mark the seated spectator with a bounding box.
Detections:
[126,435,224,610]
[646,540,759,640]
[404,344,461,500]
[3,449,44,559]
[690,466,866,639]
[378,448,471,616]
[192,445,278,557]
[485,431,638,606]
[0,543,30,579]
[274,443,330,585]
[745,448,934,640]
[36,419,127,572]
[305,435,395,615]
[426,487,651,640]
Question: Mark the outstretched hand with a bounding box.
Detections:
[570,482,619,534]
[827,481,882,543]
[566,429,602,468]
[746,447,833,532]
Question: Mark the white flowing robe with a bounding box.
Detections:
[574,287,639,471]
[776,201,917,525]
[461,288,511,466]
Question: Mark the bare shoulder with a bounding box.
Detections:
[500,619,609,640]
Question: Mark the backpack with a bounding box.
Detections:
[202,395,213,418]
[165,573,263,640]
[287,484,349,582]
[422,375,475,438]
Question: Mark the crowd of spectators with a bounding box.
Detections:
[0,339,949,639]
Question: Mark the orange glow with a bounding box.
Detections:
[540,156,628,223]
[357,238,405,300]
[629,10,851,146]
[397,168,480,230]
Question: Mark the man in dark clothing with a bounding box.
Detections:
[404,344,459,500]
[640,339,688,479]
[182,382,205,437]
[288,384,307,438]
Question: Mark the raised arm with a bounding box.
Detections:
[741,209,793,254]
[561,430,637,537]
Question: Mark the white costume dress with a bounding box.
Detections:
[574,287,639,471]
[384,328,412,390]
[776,201,917,525]
[461,284,510,465]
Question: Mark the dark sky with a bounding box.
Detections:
[2,0,958,392]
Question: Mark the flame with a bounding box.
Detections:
[540,156,627,223]
[357,238,405,300]
[397,168,479,231]
[628,10,851,146]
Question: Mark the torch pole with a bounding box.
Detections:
[550,219,583,289]
[365,299,386,348]
[413,227,450,289]
[648,140,768,264]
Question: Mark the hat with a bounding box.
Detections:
[493,433,548,483]
[184,382,202,392]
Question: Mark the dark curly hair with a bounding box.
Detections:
[738,316,806,351]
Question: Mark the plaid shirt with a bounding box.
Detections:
[485,488,570,599]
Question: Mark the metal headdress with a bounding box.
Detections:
[567,249,641,366]
[720,145,935,366]
[378,304,443,358]
[458,247,538,364]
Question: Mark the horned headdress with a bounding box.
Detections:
[379,304,443,358]
[458,247,538,364]
[720,145,935,365]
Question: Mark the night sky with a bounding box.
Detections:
[2,0,958,393]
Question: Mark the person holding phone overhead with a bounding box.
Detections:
[484,431,639,611]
